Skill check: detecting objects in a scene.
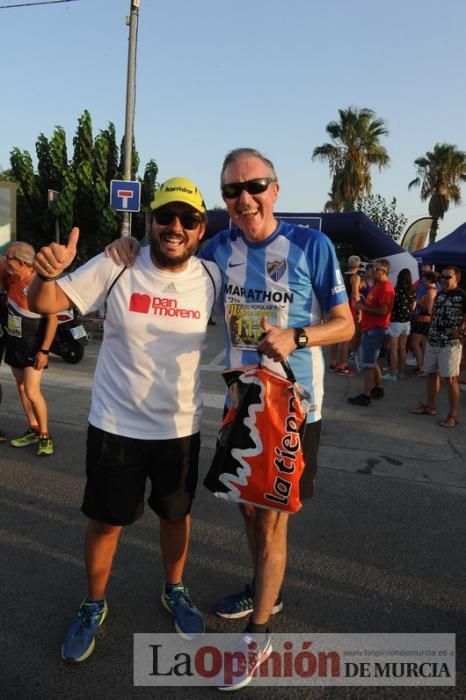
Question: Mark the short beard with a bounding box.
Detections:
[150,236,199,268]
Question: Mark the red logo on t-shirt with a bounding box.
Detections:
[129,293,151,313]
[128,291,201,319]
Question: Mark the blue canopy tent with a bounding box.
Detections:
[413,222,466,267]
[206,210,418,282]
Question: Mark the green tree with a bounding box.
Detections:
[408,143,466,245]
[354,194,407,241]
[133,158,159,240]
[312,106,390,211]
[8,147,43,241]
[5,111,157,261]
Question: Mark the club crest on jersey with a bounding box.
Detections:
[267,259,286,282]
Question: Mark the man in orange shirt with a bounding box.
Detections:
[348,259,395,406]
[0,242,56,455]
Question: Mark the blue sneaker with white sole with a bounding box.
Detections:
[214,582,283,619]
[61,598,108,662]
[161,583,204,640]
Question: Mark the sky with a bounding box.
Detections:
[1,0,466,241]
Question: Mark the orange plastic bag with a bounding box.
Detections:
[204,363,311,513]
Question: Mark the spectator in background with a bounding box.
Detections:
[348,259,395,406]
[329,254,361,375]
[410,266,466,428]
[359,262,375,299]
[382,268,416,381]
[409,270,438,378]
[414,263,440,299]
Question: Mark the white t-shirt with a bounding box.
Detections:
[58,247,220,439]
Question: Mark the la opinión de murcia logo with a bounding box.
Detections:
[133,633,456,687]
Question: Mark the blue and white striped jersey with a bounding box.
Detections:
[200,220,347,422]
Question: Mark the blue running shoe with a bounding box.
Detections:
[61,599,108,662]
[214,583,283,619]
[161,584,204,640]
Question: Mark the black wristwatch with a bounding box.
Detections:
[294,327,308,349]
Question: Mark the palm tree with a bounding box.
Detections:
[408,143,466,244]
[312,107,390,211]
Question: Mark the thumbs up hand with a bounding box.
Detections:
[257,316,298,361]
[34,227,80,278]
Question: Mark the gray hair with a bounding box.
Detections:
[376,258,391,273]
[347,255,361,269]
[8,241,35,265]
[220,148,277,183]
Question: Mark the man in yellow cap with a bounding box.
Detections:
[28,177,220,662]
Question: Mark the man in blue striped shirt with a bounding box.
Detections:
[199,149,353,654]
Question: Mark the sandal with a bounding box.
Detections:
[410,403,436,416]
[439,415,458,428]
[0,433,7,444]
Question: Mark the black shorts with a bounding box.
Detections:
[4,311,47,369]
[411,320,430,336]
[82,424,200,526]
[300,420,321,499]
[4,335,47,369]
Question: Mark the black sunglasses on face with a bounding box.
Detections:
[153,210,203,230]
[221,177,276,199]
[440,274,454,280]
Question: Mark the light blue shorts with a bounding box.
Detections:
[387,321,410,337]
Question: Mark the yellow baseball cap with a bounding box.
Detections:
[150,177,206,214]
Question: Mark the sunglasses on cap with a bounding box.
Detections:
[221,177,277,200]
[153,210,204,230]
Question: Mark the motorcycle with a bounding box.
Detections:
[50,309,88,364]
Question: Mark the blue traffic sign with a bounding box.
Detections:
[110,179,141,212]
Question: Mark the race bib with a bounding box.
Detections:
[7,313,22,338]
[226,303,279,349]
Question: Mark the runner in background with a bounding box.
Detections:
[0,242,56,455]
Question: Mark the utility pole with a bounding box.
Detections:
[47,189,60,243]
[121,0,140,238]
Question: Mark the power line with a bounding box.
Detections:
[0,0,79,9]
